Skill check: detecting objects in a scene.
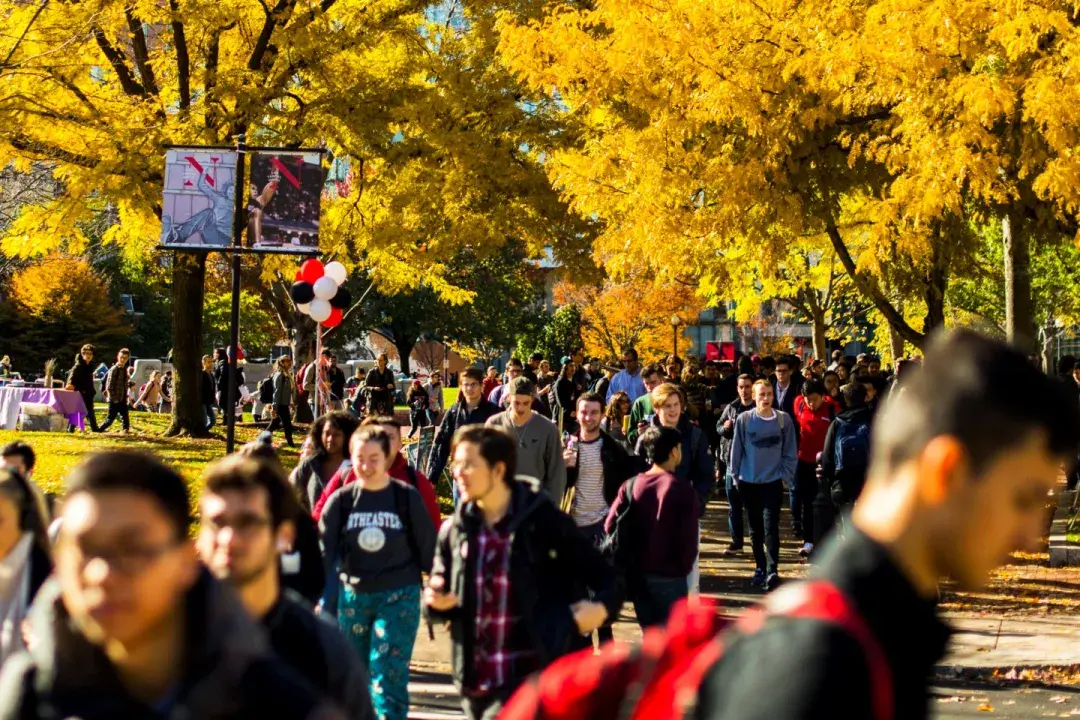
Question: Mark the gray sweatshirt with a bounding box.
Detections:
[486,411,567,502]
[729,409,798,486]
[319,481,435,611]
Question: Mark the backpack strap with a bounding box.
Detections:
[738,581,893,720]
[392,480,422,569]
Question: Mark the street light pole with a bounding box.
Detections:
[670,313,681,362]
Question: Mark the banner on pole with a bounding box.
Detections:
[246,151,323,253]
[159,148,239,248]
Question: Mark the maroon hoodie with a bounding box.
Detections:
[604,470,699,578]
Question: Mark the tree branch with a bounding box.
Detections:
[92,26,145,96]
[168,0,191,110]
[0,0,49,71]
[248,0,296,71]
[125,9,159,96]
[7,132,98,169]
[825,220,926,347]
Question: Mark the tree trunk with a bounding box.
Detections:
[811,311,828,362]
[1003,208,1038,354]
[165,252,210,438]
[394,336,416,376]
[888,322,905,366]
[1040,327,1056,375]
[923,237,948,335]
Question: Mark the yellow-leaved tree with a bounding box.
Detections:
[498,0,1080,354]
[553,276,704,363]
[0,0,593,435]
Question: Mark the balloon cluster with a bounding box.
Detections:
[290,259,351,328]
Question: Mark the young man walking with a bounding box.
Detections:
[697,330,1080,719]
[717,374,756,556]
[729,380,798,591]
[428,368,501,500]
[487,377,566,502]
[425,426,617,720]
[98,348,132,433]
[606,347,647,404]
[197,455,373,719]
[562,392,634,643]
[0,451,342,719]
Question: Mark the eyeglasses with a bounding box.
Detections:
[62,536,184,576]
[203,513,273,537]
[461,382,480,390]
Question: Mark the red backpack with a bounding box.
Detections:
[501,581,893,720]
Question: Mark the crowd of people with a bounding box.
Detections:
[0,330,1077,720]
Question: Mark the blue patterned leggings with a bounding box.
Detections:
[337,583,421,720]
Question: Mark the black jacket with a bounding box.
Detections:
[820,405,874,505]
[262,591,373,720]
[633,415,714,511]
[202,370,217,405]
[696,528,950,720]
[66,358,96,397]
[0,571,341,720]
[426,480,619,692]
[565,430,634,507]
[717,399,756,468]
[426,398,501,482]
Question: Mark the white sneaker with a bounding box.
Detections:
[798,542,814,557]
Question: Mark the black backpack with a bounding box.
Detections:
[259,375,275,405]
[599,475,638,573]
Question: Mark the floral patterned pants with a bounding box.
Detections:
[338,583,421,720]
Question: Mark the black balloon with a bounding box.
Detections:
[290,282,315,304]
[329,286,351,310]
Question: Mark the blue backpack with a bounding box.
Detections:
[833,416,870,472]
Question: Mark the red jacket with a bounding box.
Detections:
[793,394,838,463]
[312,454,442,529]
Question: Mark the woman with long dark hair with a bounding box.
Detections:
[289,410,360,514]
[65,344,99,433]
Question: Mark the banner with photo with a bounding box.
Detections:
[246,150,323,252]
[159,148,239,248]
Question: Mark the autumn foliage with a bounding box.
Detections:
[554,278,704,363]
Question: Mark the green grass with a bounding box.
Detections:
[0,408,300,498]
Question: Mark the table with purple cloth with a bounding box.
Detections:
[0,387,89,430]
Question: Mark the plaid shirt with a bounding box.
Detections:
[471,518,538,693]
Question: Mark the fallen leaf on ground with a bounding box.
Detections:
[1052,696,1070,703]
[939,697,966,703]
[977,703,994,712]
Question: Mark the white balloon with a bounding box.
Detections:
[296,302,311,314]
[324,261,348,286]
[308,299,332,323]
[312,276,338,301]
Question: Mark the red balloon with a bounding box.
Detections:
[294,270,302,282]
[298,258,324,284]
[323,307,343,328]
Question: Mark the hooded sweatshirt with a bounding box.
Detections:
[729,408,798,486]
[0,571,340,720]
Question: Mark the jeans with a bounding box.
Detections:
[338,584,420,720]
[408,409,425,438]
[632,574,688,629]
[204,404,217,430]
[725,473,744,548]
[99,402,130,432]
[788,475,800,530]
[795,460,818,543]
[266,403,295,445]
[578,521,614,644]
[740,479,783,576]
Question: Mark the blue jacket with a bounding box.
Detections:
[729,409,798,485]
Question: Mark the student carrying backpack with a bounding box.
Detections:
[820,383,874,516]
[258,376,275,406]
